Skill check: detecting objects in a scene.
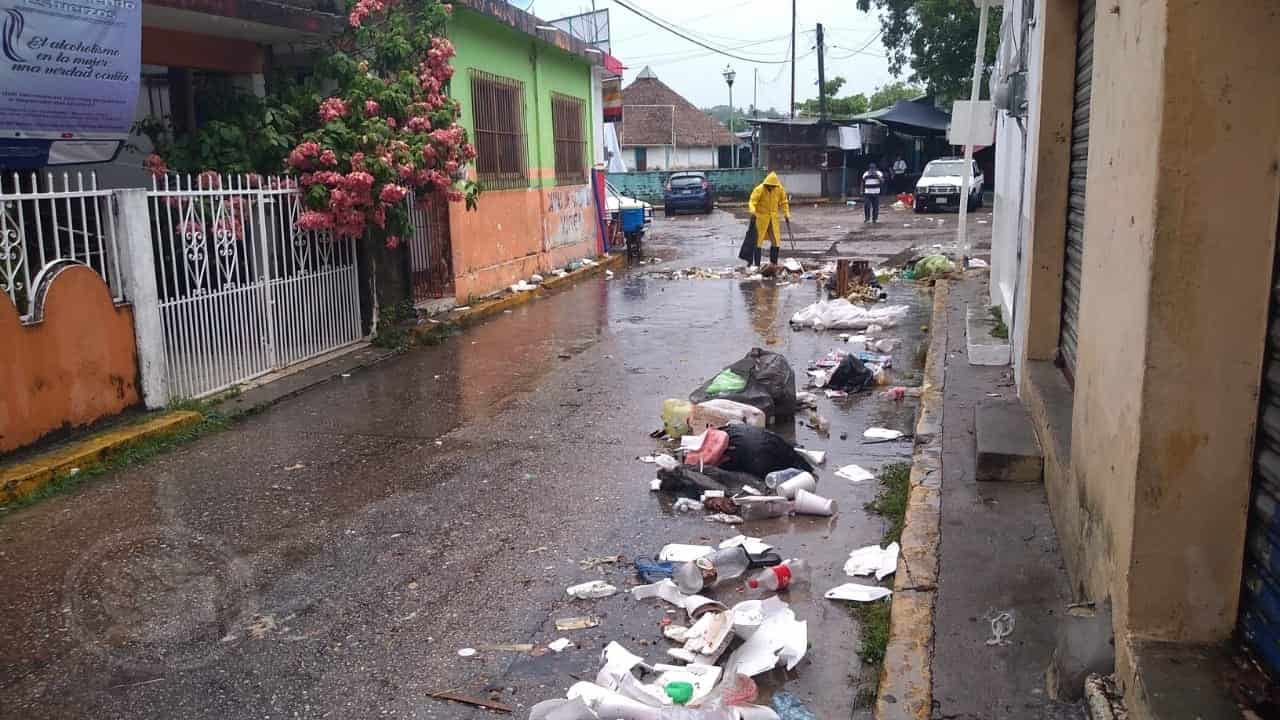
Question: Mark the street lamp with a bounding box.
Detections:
[722,65,737,169]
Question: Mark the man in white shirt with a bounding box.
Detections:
[861,163,885,223]
[892,156,908,191]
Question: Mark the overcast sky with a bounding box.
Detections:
[521,0,899,113]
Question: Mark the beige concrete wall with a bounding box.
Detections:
[1018,0,1280,686]
[1068,0,1168,647]
[1127,0,1280,644]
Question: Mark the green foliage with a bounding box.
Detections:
[854,0,1002,102]
[869,80,925,110]
[989,305,1009,339]
[133,75,310,175]
[851,600,892,665]
[865,461,911,544]
[794,76,870,118]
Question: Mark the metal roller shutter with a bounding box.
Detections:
[1059,0,1095,381]
[1240,229,1280,679]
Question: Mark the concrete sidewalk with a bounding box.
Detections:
[929,275,1085,720]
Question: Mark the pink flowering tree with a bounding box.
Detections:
[288,0,479,249]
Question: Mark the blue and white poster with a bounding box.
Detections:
[0,0,141,139]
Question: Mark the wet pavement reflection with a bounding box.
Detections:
[0,207,933,720]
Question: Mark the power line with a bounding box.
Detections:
[828,29,883,59]
[626,33,790,63]
[611,0,791,64]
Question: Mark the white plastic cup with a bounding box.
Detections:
[776,471,817,499]
[793,488,838,516]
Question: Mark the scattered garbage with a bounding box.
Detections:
[457,647,478,657]
[673,546,781,594]
[824,583,892,602]
[772,692,817,720]
[792,489,837,516]
[719,424,813,479]
[834,464,875,483]
[530,274,545,284]
[683,428,729,467]
[704,513,744,524]
[912,254,956,279]
[555,616,601,631]
[843,542,900,580]
[747,559,809,591]
[511,280,538,292]
[663,399,694,437]
[795,448,826,466]
[734,496,794,521]
[634,558,676,582]
[790,299,910,331]
[548,638,575,653]
[567,581,619,600]
[673,498,705,513]
[763,469,816,500]
[718,535,773,554]
[690,348,798,419]
[724,596,807,676]
[827,354,875,393]
[967,258,989,268]
[690,399,767,431]
[429,690,513,714]
[659,544,715,563]
[863,427,905,441]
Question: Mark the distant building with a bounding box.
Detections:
[617,67,737,171]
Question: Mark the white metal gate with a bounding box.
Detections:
[148,174,362,399]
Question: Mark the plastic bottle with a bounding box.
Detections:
[663,399,693,438]
[747,559,810,592]
[735,496,793,521]
[764,467,807,490]
[673,546,751,594]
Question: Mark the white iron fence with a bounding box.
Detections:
[0,172,123,320]
[147,174,362,400]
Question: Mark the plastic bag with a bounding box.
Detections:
[913,254,956,279]
[720,424,814,479]
[705,369,748,396]
[789,299,910,331]
[827,354,875,393]
[659,466,768,497]
[691,349,798,418]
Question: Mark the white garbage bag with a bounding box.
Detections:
[789,299,910,330]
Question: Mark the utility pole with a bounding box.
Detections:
[789,0,796,118]
[957,0,992,261]
[816,23,827,121]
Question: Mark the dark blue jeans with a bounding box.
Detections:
[864,193,880,222]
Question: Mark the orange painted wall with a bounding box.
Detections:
[0,266,140,455]
[448,181,598,302]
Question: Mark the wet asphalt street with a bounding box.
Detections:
[0,202,988,719]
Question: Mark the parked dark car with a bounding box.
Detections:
[663,172,714,216]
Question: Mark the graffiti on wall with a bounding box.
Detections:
[544,185,594,249]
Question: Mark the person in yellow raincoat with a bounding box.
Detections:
[747,171,791,266]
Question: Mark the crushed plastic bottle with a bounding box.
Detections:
[764,467,806,490]
[734,496,793,521]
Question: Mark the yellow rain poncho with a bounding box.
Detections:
[748,172,791,248]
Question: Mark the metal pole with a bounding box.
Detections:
[789,0,796,118]
[816,23,827,121]
[729,82,735,169]
[958,0,990,262]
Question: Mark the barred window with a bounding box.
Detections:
[551,93,587,185]
[470,70,528,190]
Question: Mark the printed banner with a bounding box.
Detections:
[602,78,622,123]
[0,0,142,139]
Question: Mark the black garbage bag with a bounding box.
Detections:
[738,223,757,264]
[827,354,875,393]
[658,466,728,498]
[720,424,814,479]
[657,465,769,498]
[690,348,798,418]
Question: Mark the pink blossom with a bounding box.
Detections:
[364,99,380,115]
[386,117,397,129]
[319,97,349,123]
[298,211,334,231]
[462,144,477,160]
[379,184,408,203]
[319,149,338,167]
[407,116,432,132]
[196,170,222,189]
[444,160,459,174]
[144,153,168,177]
[385,235,401,249]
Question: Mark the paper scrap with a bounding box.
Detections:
[566,581,617,599]
[681,431,707,452]
[835,464,876,483]
[631,579,691,608]
[863,427,904,441]
[796,448,827,465]
[824,389,849,399]
[554,616,600,631]
[825,583,893,602]
[718,535,774,554]
[658,543,714,563]
[547,637,574,653]
[704,513,743,524]
[843,542,900,580]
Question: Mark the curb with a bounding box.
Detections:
[429,253,625,331]
[0,410,203,504]
[876,279,948,720]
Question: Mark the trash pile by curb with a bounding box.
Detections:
[527,348,905,719]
